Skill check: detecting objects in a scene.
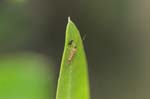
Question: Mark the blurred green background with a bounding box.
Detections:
[0,0,149,99]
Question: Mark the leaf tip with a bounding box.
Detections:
[68,16,71,23]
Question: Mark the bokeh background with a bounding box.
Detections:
[0,0,149,99]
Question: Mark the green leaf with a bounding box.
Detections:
[0,53,54,99]
[56,17,90,99]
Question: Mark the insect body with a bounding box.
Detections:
[68,46,77,64]
[67,40,77,64]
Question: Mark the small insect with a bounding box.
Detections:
[67,34,86,64]
[67,40,77,64]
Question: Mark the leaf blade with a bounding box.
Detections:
[56,18,90,99]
